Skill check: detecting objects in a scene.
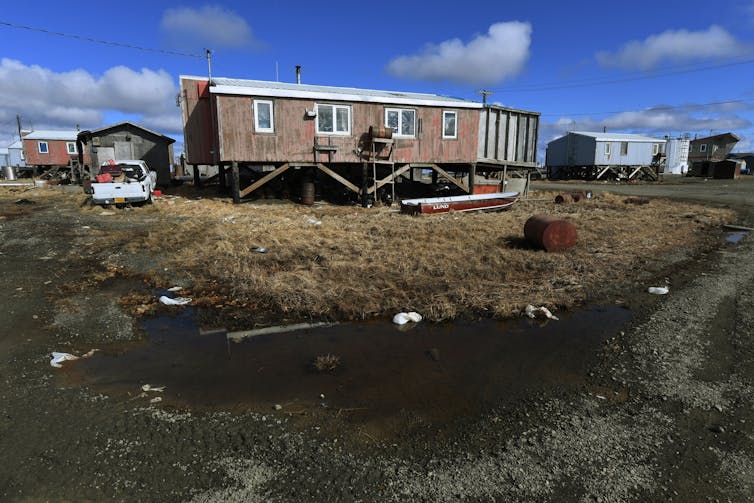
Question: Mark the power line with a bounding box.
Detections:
[494,56,754,93]
[540,98,753,117]
[0,20,204,59]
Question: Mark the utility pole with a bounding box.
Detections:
[476,89,493,105]
[16,114,22,139]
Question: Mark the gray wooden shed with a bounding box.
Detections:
[77,121,176,186]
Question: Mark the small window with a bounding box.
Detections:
[620,142,628,155]
[700,144,707,153]
[254,100,274,133]
[315,103,351,135]
[66,142,77,154]
[385,108,416,138]
[652,143,659,156]
[38,141,48,154]
[604,143,611,155]
[442,111,457,139]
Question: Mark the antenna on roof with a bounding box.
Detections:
[296,65,302,84]
[205,48,213,84]
[275,61,279,82]
[476,89,492,105]
[16,114,22,140]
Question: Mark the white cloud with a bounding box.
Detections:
[0,58,182,138]
[596,25,754,70]
[386,21,531,85]
[160,6,260,50]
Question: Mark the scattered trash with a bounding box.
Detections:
[595,394,607,400]
[15,198,36,205]
[524,305,559,321]
[305,217,322,226]
[149,396,163,404]
[152,189,162,198]
[159,295,192,305]
[49,349,98,368]
[227,321,335,342]
[252,247,268,253]
[648,286,669,295]
[166,286,183,292]
[319,393,325,399]
[141,384,166,392]
[392,311,423,325]
[273,404,283,411]
[99,211,116,216]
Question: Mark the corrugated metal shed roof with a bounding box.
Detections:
[23,130,78,141]
[572,131,661,143]
[190,76,482,109]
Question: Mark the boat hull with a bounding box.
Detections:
[400,192,519,215]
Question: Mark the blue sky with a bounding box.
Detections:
[2,0,754,158]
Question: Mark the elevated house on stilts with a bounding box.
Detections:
[179,74,539,205]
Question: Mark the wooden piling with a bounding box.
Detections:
[231,162,240,204]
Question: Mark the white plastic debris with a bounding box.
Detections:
[141,384,166,392]
[392,311,423,325]
[305,217,322,226]
[166,286,183,292]
[648,286,669,295]
[159,295,192,305]
[149,396,163,404]
[524,305,559,321]
[50,349,98,368]
[99,211,115,216]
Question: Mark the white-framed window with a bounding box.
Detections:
[66,142,77,154]
[652,143,659,156]
[604,143,611,155]
[700,144,707,152]
[621,142,629,155]
[442,111,457,139]
[38,141,49,154]
[254,100,274,133]
[315,103,351,135]
[385,108,416,138]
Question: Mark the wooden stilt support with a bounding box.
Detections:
[428,164,469,193]
[192,164,201,187]
[367,164,410,194]
[316,163,360,193]
[469,163,476,195]
[361,162,369,207]
[231,162,240,204]
[239,163,290,198]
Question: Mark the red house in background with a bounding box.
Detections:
[22,130,90,170]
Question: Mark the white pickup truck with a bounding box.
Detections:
[90,160,157,207]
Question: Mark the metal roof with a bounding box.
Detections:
[185,75,482,109]
[8,140,23,149]
[23,130,78,141]
[571,131,661,143]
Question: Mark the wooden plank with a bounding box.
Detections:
[231,162,240,204]
[596,166,612,179]
[316,163,360,193]
[239,163,290,198]
[367,164,411,194]
[429,164,469,193]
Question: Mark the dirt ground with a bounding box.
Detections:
[1,176,754,502]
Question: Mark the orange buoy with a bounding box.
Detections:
[524,214,578,252]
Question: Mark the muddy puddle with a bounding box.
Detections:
[65,305,631,427]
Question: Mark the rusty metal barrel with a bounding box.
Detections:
[301,180,315,206]
[369,125,393,139]
[554,193,573,204]
[524,214,578,252]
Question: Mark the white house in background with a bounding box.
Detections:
[663,137,690,175]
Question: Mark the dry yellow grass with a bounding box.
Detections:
[0,186,734,323]
[126,190,733,322]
